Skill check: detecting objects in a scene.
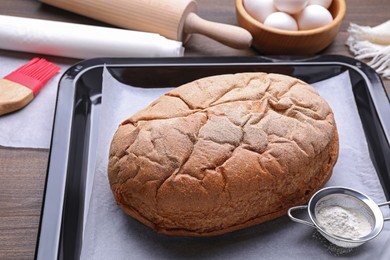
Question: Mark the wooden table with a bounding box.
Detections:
[0,0,389,259]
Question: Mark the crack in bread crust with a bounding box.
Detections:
[108,72,339,236]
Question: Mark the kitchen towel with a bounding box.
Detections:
[347,20,390,79]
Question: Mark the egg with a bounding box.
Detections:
[296,5,333,30]
[243,0,276,23]
[264,12,298,31]
[309,0,333,9]
[273,0,308,14]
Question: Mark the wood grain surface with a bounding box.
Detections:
[0,0,389,259]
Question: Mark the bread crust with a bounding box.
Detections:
[108,73,339,236]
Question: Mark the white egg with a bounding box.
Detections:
[264,12,298,31]
[243,0,276,23]
[309,0,333,9]
[273,0,308,14]
[296,5,333,30]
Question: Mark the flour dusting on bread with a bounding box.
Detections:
[108,72,339,236]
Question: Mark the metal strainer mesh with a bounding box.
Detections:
[305,187,386,248]
[288,187,389,248]
[313,194,376,238]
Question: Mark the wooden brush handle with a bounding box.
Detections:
[184,13,252,49]
[0,79,34,116]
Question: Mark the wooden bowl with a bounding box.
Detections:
[236,0,346,54]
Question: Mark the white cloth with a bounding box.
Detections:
[346,20,390,79]
[80,69,390,260]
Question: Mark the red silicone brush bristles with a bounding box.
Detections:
[4,58,60,96]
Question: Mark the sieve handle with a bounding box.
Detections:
[287,205,315,228]
[378,201,390,221]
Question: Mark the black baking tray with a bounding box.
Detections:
[34,55,390,260]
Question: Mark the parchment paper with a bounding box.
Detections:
[0,15,184,59]
[80,68,390,260]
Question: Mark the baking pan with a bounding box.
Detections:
[34,55,390,260]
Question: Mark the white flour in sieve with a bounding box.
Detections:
[316,205,372,239]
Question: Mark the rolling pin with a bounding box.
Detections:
[39,0,252,49]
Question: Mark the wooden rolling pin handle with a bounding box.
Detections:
[184,12,252,49]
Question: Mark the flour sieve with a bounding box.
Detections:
[288,186,390,248]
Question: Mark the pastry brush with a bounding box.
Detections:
[0,58,60,116]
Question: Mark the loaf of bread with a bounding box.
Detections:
[108,72,338,236]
